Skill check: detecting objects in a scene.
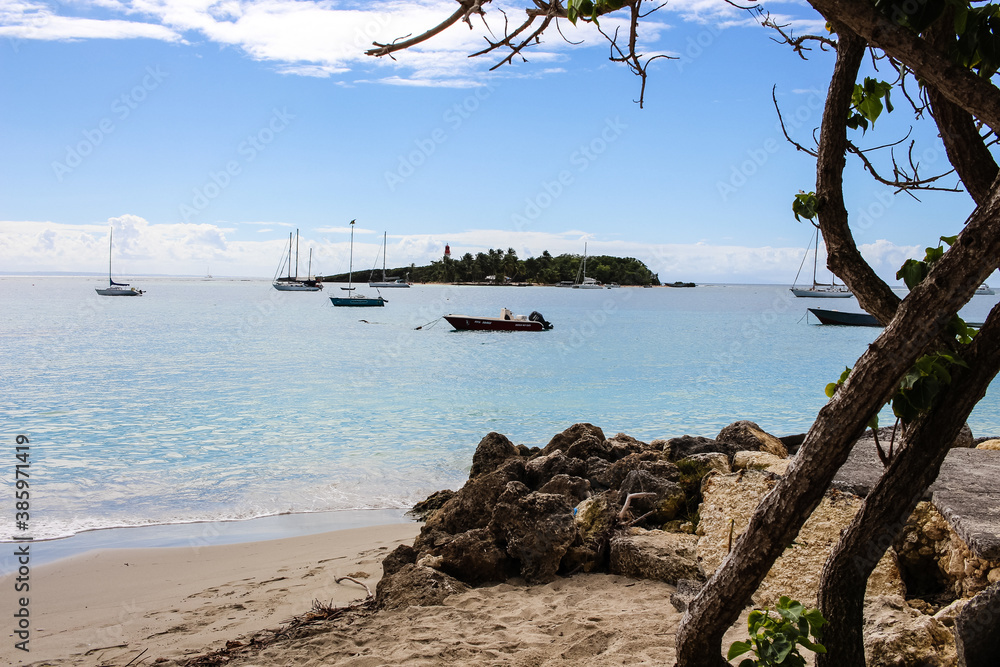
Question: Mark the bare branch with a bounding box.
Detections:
[366,1,487,58]
[773,85,819,157]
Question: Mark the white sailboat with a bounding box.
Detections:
[273,229,323,291]
[330,220,386,307]
[573,243,606,289]
[369,232,410,288]
[790,228,852,298]
[95,227,144,296]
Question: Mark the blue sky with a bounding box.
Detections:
[0,0,988,282]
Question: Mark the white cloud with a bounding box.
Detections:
[0,0,774,84]
[0,218,932,284]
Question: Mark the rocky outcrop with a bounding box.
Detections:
[608,529,702,584]
[696,470,904,607]
[663,435,741,462]
[955,582,1000,667]
[468,431,519,479]
[375,563,470,610]
[863,595,958,667]
[716,420,789,458]
[731,450,789,475]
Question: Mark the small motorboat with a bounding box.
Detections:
[444,309,553,332]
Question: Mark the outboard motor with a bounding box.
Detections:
[528,311,553,330]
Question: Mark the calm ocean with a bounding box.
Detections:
[3,277,998,548]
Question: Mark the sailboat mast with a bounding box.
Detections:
[348,220,355,289]
[812,228,819,287]
[382,231,387,282]
[287,232,293,280]
[295,229,300,280]
[108,228,113,286]
[307,248,313,280]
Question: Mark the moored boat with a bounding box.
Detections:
[791,228,852,298]
[445,309,553,331]
[330,220,386,307]
[273,229,323,291]
[96,227,143,296]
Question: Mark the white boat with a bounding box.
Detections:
[975,284,995,296]
[330,220,386,307]
[790,228,852,298]
[369,231,410,288]
[573,243,607,289]
[273,229,323,291]
[95,227,143,296]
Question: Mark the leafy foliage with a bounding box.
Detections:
[892,350,968,422]
[792,191,819,222]
[566,0,624,25]
[322,248,660,286]
[846,77,894,133]
[727,597,826,667]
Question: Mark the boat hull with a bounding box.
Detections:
[273,281,323,291]
[808,308,880,326]
[330,296,385,307]
[791,287,853,298]
[96,287,143,296]
[444,315,548,331]
[368,282,410,288]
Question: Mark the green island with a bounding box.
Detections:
[320,248,661,286]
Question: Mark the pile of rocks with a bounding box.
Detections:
[376,421,1000,667]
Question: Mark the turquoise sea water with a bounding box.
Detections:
[3,277,998,546]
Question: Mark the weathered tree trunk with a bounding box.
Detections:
[808,0,1000,136]
[674,192,1000,665]
[816,304,1000,666]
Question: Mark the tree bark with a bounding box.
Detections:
[808,0,1000,135]
[675,184,1000,665]
[924,12,1000,207]
[816,299,1000,666]
[812,27,902,325]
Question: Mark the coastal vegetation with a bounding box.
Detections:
[366,1,1000,665]
[321,248,660,285]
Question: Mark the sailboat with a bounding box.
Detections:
[95,227,144,296]
[790,227,852,298]
[572,243,606,289]
[368,232,410,288]
[330,220,386,307]
[273,229,323,291]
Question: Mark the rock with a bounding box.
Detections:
[539,474,592,503]
[489,485,577,584]
[540,423,607,457]
[375,563,470,610]
[574,492,621,546]
[584,457,613,489]
[565,433,613,461]
[434,527,513,585]
[605,433,652,460]
[863,595,958,667]
[780,433,807,455]
[469,432,520,479]
[618,469,687,524]
[608,529,703,585]
[677,453,730,474]
[525,450,586,489]
[955,582,1000,666]
[976,439,1000,451]
[381,543,418,577]
[664,435,741,462]
[716,420,788,458]
[930,448,1000,562]
[670,578,704,613]
[834,425,975,498]
[696,471,905,607]
[731,451,790,475]
[407,489,456,521]
[424,458,527,536]
[593,452,676,490]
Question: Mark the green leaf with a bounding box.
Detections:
[939,234,958,247]
[727,641,753,660]
[792,192,818,221]
[896,258,928,289]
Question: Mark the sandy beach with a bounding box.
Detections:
[0,521,751,667]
